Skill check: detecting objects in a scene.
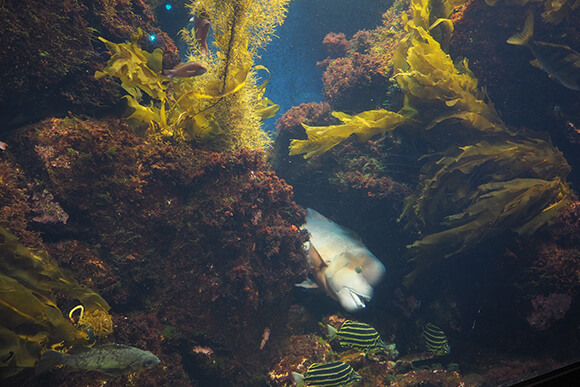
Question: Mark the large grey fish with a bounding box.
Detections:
[35,344,160,377]
[297,209,386,312]
[507,13,580,90]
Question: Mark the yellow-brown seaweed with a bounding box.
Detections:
[0,228,111,378]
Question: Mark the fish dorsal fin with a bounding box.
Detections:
[507,13,534,46]
[69,344,130,354]
[327,324,338,341]
[67,346,93,355]
[96,344,132,350]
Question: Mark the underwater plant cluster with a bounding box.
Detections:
[1,0,580,386]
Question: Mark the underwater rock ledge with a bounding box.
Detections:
[2,116,308,386]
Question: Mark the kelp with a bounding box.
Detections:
[178,0,289,150]
[290,1,491,160]
[95,30,167,101]
[0,228,111,378]
[392,1,572,283]
[409,0,467,50]
[394,1,572,283]
[408,136,571,225]
[96,0,288,151]
[402,136,571,284]
[287,0,573,284]
[405,177,571,284]
[393,18,502,127]
[289,110,405,159]
[184,0,289,95]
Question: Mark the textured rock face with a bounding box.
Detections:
[2,117,308,385]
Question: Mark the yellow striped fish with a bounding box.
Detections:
[423,323,450,356]
[507,13,580,90]
[292,361,362,387]
[327,320,388,352]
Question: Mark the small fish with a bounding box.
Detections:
[423,323,450,356]
[192,345,214,356]
[35,344,160,377]
[507,13,580,90]
[292,361,362,387]
[259,327,271,350]
[163,62,208,80]
[327,320,388,353]
[193,12,211,56]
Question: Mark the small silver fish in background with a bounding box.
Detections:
[35,344,160,377]
[163,61,208,80]
[507,13,580,90]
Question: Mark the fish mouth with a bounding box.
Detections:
[343,287,371,310]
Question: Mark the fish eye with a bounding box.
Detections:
[355,266,362,273]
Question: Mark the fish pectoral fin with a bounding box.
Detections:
[295,279,319,289]
[101,368,128,378]
[529,59,542,69]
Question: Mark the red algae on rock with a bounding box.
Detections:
[0,157,44,249]
[321,52,389,112]
[3,116,308,386]
[268,334,334,387]
[0,0,180,130]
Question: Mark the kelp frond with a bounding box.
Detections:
[0,228,111,377]
[404,177,571,285]
[289,110,405,159]
[96,1,288,151]
[393,19,501,125]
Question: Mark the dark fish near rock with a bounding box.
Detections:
[507,13,580,90]
[35,344,160,377]
[163,62,208,80]
[192,12,211,56]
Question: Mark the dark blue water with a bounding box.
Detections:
[256,0,391,131]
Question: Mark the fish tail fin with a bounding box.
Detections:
[291,372,305,387]
[35,350,65,375]
[507,13,534,46]
[326,324,338,341]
